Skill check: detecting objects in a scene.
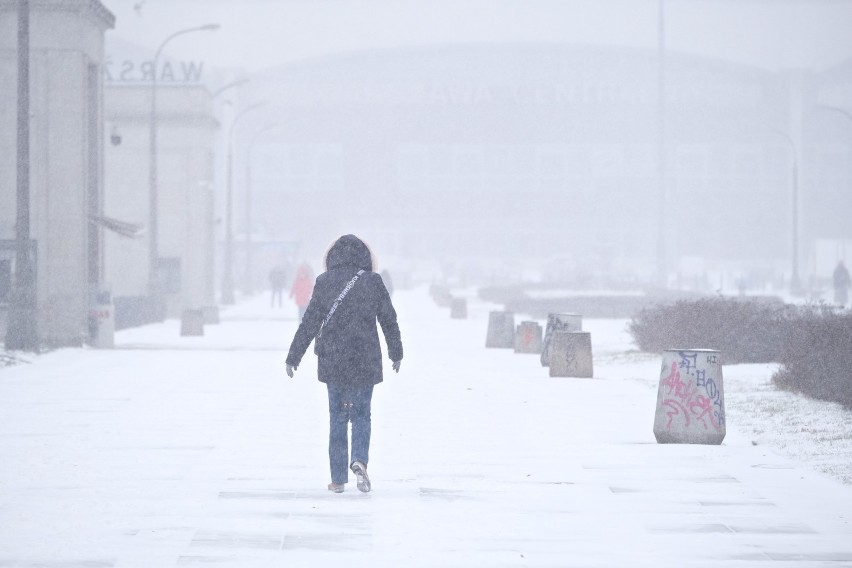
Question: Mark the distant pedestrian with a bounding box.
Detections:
[834,260,850,307]
[380,269,394,297]
[285,235,403,494]
[269,266,286,308]
[289,262,314,320]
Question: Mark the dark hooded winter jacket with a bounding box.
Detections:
[285,235,403,385]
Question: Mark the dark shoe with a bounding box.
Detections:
[351,461,371,493]
[327,482,345,493]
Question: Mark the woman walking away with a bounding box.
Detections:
[285,235,403,493]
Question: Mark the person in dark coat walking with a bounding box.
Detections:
[285,235,403,493]
[269,265,287,308]
[380,269,394,297]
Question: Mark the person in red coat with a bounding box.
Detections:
[290,262,314,320]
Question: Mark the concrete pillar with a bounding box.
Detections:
[653,349,726,445]
[541,313,583,367]
[103,82,218,319]
[450,297,467,319]
[0,0,115,346]
[514,321,543,354]
[485,310,514,348]
[180,309,204,336]
[88,297,114,348]
[549,331,593,378]
[429,284,452,307]
[202,305,220,325]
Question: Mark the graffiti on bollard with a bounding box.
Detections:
[450,298,468,319]
[653,349,726,445]
[548,331,593,378]
[180,309,205,337]
[514,321,543,354]
[485,311,515,348]
[541,313,582,367]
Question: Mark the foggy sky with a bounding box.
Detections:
[93,0,852,283]
[103,0,852,74]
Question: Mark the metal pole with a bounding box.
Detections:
[817,105,852,124]
[243,124,281,295]
[205,80,248,305]
[6,0,38,351]
[147,40,160,305]
[656,0,667,288]
[244,145,253,295]
[222,133,235,304]
[791,153,801,293]
[147,24,219,316]
[815,104,852,283]
[221,102,266,305]
[770,130,801,294]
[211,78,249,100]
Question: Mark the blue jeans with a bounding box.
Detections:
[326,383,374,485]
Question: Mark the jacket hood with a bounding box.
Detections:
[325,234,374,271]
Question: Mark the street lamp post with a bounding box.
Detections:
[817,105,852,125]
[211,78,249,100]
[771,130,801,294]
[148,23,218,316]
[204,78,248,306]
[221,102,267,305]
[815,104,852,273]
[656,0,668,288]
[243,124,283,295]
[6,0,37,351]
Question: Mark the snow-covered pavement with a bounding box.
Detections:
[1,287,852,567]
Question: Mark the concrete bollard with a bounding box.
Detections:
[202,305,220,325]
[88,302,115,349]
[653,349,726,445]
[450,298,468,319]
[180,309,205,337]
[485,311,515,348]
[514,321,543,354]
[549,331,593,378]
[541,313,583,367]
[430,284,453,308]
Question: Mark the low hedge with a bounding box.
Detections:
[628,297,791,364]
[630,298,852,407]
[1,352,29,368]
[478,285,708,319]
[773,308,852,408]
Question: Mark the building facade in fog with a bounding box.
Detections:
[104,75,217,318]
[239,44,851,286]
[0,0,114,345]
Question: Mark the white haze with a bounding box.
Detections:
[105,0,852,73]
[99,0,852,287]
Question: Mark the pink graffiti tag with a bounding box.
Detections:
[522,326,535,348]
[661,362,689,400]
[662,399,690,428]
[688,395,718,430]
[659,361,723,433]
